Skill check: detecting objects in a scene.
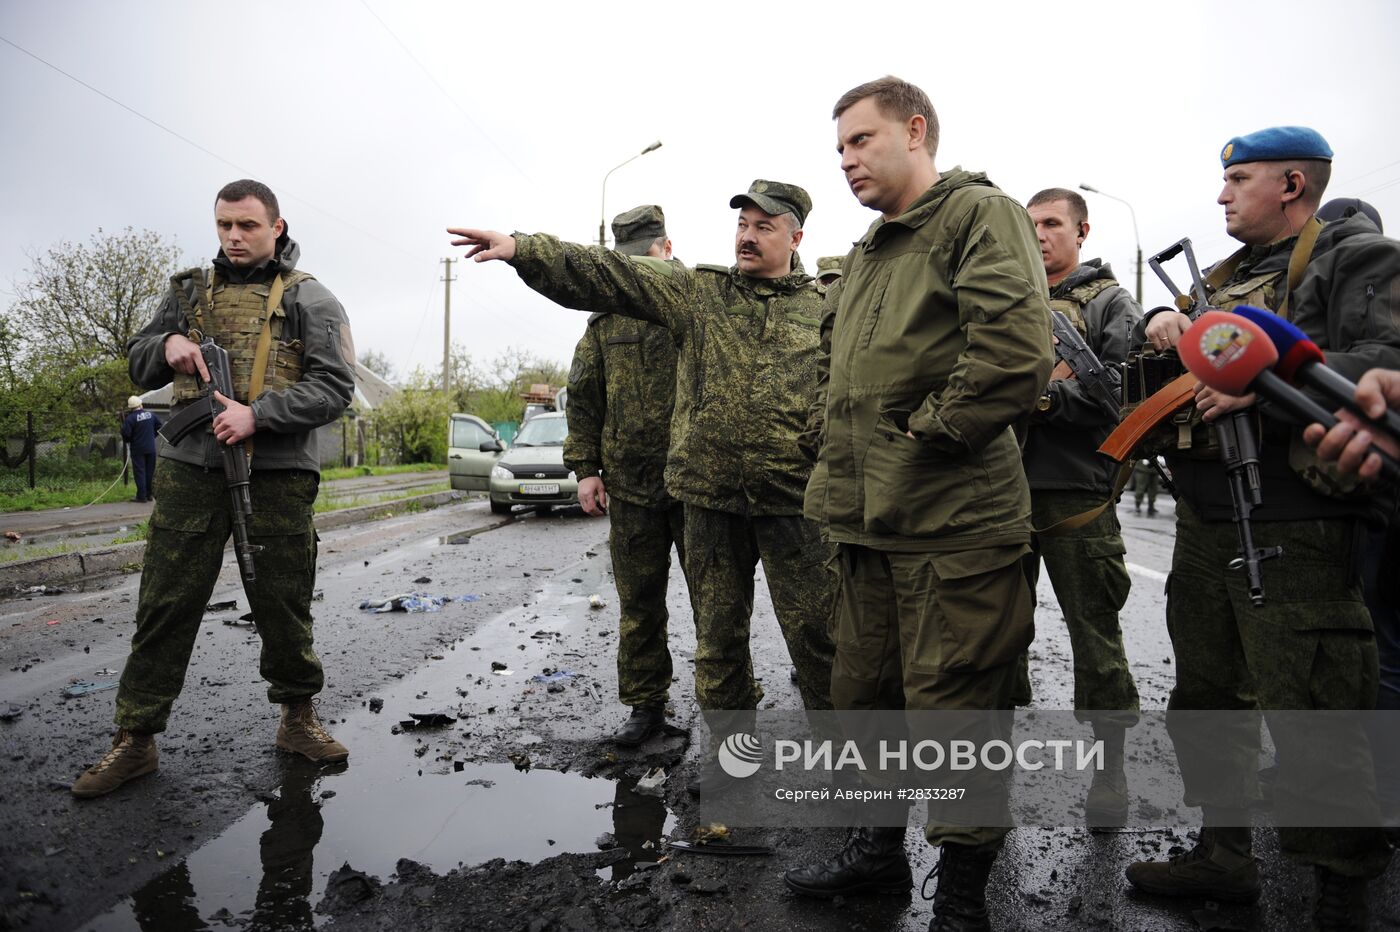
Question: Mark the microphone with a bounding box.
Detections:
[1230,305,1400,443]
[1178,311,1400,483]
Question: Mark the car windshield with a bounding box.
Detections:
[511,416,567,446]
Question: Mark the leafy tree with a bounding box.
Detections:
[5,227,182,417]
[358,348,397,383]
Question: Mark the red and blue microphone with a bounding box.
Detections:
[1229,305,1400,443]
[1177,311,1400,483]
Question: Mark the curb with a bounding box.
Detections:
[0,489,471,594]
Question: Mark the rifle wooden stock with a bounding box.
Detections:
[1097,371,1198,462]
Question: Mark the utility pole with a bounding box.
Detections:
[441,257,455,400]
[599,140,663,246]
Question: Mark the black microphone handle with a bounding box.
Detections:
[1297,362,1400,441]
[1251,370,1400,485]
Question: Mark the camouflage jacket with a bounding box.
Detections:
[511,234,822,516]
[805,168,1054,554]
[1024,260,1141,493]
[562,284,682,508]
[1161,213,1400,522]
[126,234,355,474]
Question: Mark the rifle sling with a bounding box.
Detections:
[1034,460,1136,538]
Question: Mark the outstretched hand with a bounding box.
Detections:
[447,228,516,263]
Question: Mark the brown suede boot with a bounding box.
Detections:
[1085,724,1128,829]
[276,699,349,763]
[71,729,158,799]
[1125,826,1260,902]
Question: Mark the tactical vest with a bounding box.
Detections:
[169,267,313,404]
[1047,277,1114,339]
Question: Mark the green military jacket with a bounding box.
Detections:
[511,234,822,516]
[1024,260,1141,493]
[562,291,682,508]
[806,168,1054,553]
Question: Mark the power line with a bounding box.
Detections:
[0,32,420,263]
[356,1,536,189]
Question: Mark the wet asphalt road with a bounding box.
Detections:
[0,496,1397,930]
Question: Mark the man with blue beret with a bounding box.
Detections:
[1130,127,1400,929]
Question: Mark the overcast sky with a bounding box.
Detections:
[3,0,1397,384]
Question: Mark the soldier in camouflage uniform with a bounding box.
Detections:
[72,180,356,799]
[449,181,837,766]
[1023,188,1141,828]
[1128,127,1400,929]
[815,255,843,294]
[563,205,697,746]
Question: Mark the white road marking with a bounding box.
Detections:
[1126,562,1168,582]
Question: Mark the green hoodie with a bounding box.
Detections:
[807,169,1054,553]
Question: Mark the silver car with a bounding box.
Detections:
[487,411,578,514]
[448,413,505,492]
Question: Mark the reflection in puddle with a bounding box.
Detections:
[85,759,672,930]
[84,544,670,930]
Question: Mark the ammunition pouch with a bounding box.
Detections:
[1119,346,1218,459]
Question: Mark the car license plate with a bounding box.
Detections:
[519,483,560,495]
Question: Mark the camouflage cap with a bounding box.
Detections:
[816,256,844,280]
[612,204,667,256]
[729,180,812,227]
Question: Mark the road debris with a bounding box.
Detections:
[588,594,607,609]
[358,593,482,613]
[634,767,667,797]
[62,681,119,698]
[205,600,238,612]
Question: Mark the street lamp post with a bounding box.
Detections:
[599,141,663,247]
[1080,183,1143,305]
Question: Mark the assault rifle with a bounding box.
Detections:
[1149,237,1281,603]
[159,337,263,583]
[1049,310,1121,417]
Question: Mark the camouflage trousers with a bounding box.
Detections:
[1027,489,1138,722]
[683,505,835,712]
[115,459,325,734]
[608,496,689,708]
[1166,502,1390,877]
[830,543,1034,850]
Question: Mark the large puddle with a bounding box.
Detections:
[81,525,674,930]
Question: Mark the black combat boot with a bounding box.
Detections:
[1124,826,1260,902]
[1313,866,1368,931]
[784,826,911,897]
[612,705,665,747]
[925,843,998,931]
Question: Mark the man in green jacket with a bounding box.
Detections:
[449,183,836,793]
[784,76,1053,931]
[1128,126,1399,930]
[562,205,695,746]
[1023,187,1141,828]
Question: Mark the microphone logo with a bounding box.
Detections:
[1197,322,1255,370]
